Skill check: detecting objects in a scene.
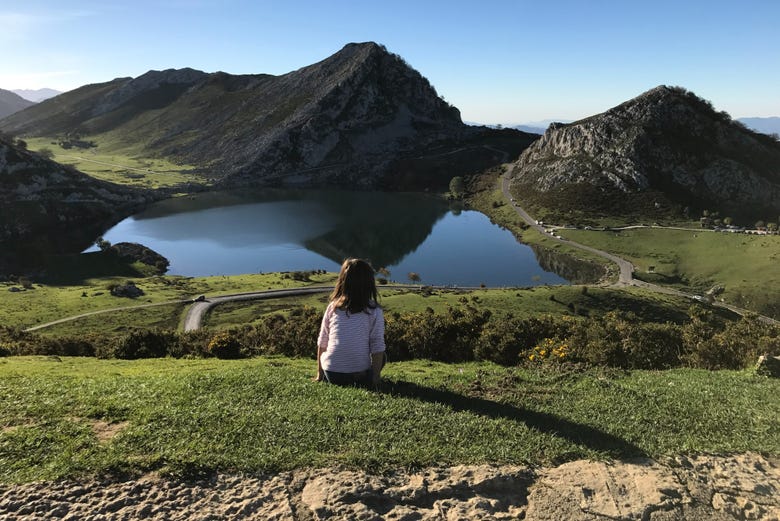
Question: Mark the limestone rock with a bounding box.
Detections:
[510,86,780,218]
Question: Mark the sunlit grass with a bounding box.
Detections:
[24,136,201,188]
[1,356,777,483]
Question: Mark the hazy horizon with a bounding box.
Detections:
[2,0,778,124]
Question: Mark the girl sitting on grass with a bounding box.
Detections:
[315,258,386,388]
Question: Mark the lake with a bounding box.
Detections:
[88,190,572,287]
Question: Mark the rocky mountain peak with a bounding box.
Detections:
[511,85,780,218]
[1,43,525,190]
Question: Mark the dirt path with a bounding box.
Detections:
[1,453,777,520]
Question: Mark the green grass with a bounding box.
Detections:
[1,356,777,483]
[559,228,780,318]
[1,268,338,331]
[25,136,202,189]
[468,172,780,319]
[4,246,709,335]
[3,253,723,335]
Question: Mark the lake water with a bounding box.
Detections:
[88,190,570,287]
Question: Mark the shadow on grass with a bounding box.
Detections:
[384,379,645,460]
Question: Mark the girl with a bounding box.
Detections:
[316,258,386,388]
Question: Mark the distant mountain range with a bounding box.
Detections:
[737,117,780,136]
[509,86,780,220]
[0,43,535,190]
[511,120,573,135]
[12,88,62,102]
[0,89,34,119]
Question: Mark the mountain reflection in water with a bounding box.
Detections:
[88,190,575,286]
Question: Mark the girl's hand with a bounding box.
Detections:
[312,374,322,382]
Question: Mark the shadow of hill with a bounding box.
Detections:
[40,251,147,285]
[384,380,645,460]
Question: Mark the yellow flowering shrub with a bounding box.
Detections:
[528,337,568,362]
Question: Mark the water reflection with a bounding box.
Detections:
[88,190,575,286]
[530,244,604,284]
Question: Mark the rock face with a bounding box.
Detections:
[0,137,152,270]
[1,455,779,520]
[1,43,535,190]
[510,86,780,219]
[0,88,34,119]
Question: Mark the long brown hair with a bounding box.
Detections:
[330,258,378,313]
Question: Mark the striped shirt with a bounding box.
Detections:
[317,302,386,373]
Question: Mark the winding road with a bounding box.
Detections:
[500,171,779,325]
[183,287,335,332]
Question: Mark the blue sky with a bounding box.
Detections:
[2,0,778,123]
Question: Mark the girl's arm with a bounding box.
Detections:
[314,305,332,381]
[369,308,386,385]
[314,345,325,381]
[370,352,384,385]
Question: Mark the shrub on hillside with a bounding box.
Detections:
[243,307,321,358]
[207,331,244,359]
[682,312,780,369]
[174,329,213,358]
[0,326,100,357]
[4,301,777,372]
[386,306,491,362]
[108,329,175,359]
[567,311,682,369]
[475,314,575,366]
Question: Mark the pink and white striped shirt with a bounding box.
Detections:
[317,302,386,373]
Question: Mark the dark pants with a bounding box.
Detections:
[321,369,373,388]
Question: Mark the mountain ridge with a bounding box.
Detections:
[1,42,534,190]
[509,85,780,219]
[0,89,35,119]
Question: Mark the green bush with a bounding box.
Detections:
[568,311,682,369]
[386,306,490,362]
[108,330,175,359]
[173,330,212,358]
[475,314,575,366]
[682,312,780,369]
[4,303,778,372]
[207,331,244,359]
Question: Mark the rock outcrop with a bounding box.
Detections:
[0,137,152,270]
[510,86,780,219]
[1,43,536,190]
[1,454,778,520]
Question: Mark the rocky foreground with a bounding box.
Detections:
[1,453,778,520]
